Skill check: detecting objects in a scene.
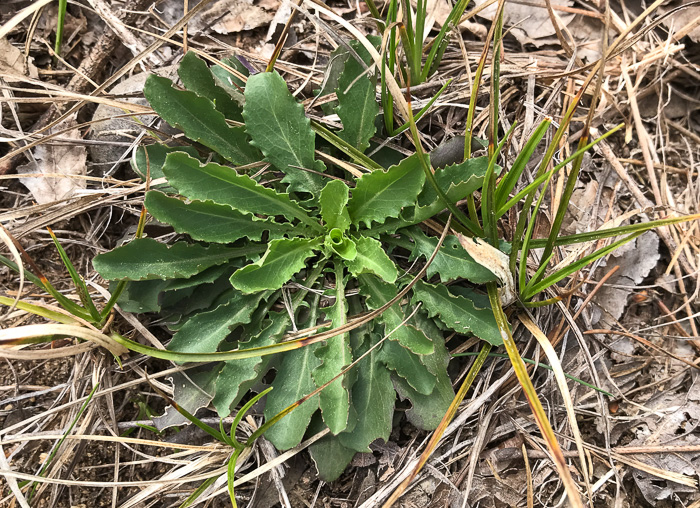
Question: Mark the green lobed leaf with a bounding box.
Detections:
[131,144,201,184]
[160,268,237,326]
[230,237,322,293]
[263,342,321,450]
[358,274,433,355]
[162,277,235,328]
[143,75,259,165]
[113,279,169,313]
[212,312,290,417]
[162,264,233,292]
[243,71,325,196]
[377,340,435,395]
[308,431,357,482]
[347,154,426,227]
[312,263,352,434]
[210,56,248,106]
[178,51,244,122]
[337,332,395,452]
[392,321,455,430]
[411,156,491,222]
[411,281,504,346]
[319,180,351,231]
[162,152,317,228]
[153,366,222,430]
[166,290,266,353]
[115,265,233,318]
[335,51,379,154]
[315,48,349,115]
[345,237,397,283]
[144,191,297,243]
[93,238,260,281]
[405,227,498,284]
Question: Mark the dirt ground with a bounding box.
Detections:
[2,0,700,506]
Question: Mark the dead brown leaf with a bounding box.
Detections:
[627,376,700,504]
[0,37,38,81]
[17,115,87,204]
[191,0,278,35]
[473,0,575,44]
[424,0,488,37]
[660,1,700,42]
[591,232,661,327]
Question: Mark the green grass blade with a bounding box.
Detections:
[231,387,273,441]
[497,123,624,218]
[464,0,506,159]
[488,11,503,157]
[402,94,482,236]
[147,379,227,443]
[28,382,99,501]
[311,121,382,171]
[0,296,80,324]
[413,0,427,84]
[482,123,516,244]
[227,449,242,507]
[509,84,589,272]
[180,477,217,508]
[391,79,452,136]
[0,253,91,320]
[48,228,101,323]
[422,0,471,82]
[495,118,551,209]
[363,0,385,31]
[54,0,67,57]
[527,213,700,248]
[518,171,553,295]
[0,254,44,287]
[523,232,643,300]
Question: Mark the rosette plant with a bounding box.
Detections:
[92,50,507,479]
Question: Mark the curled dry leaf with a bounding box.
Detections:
[456,233,516,306]
[473,0,575,45]
[425,0,488,37]
[0,38,38,81]
[627,376,700,504]
[191,0,278,35]
[17,115,87,204]
[590,232,660,327]
[660,1,700,42]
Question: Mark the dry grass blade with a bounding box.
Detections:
[519,313,592,504]
[0,324,126,357]
[0,225,24,318]
[0,0,54,39]
[0,441,30,508]
[0,342,95,359]
[488,284,584,508]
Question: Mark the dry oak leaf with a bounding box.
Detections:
[17,115,87,204]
